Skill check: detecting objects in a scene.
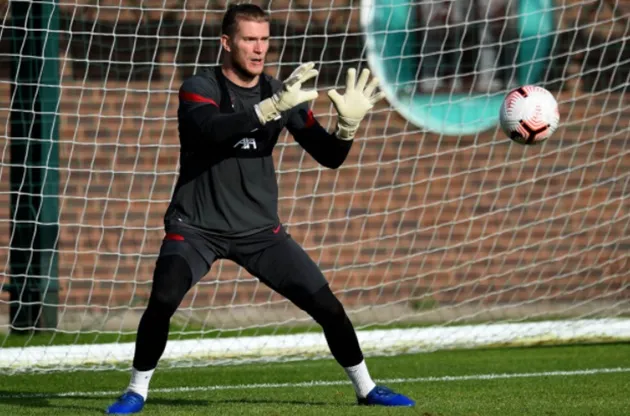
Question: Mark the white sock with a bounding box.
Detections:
[127,367,155,400]
[344,360,376,398]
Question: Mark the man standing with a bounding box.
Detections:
[106,4,414,414]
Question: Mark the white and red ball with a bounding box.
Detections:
[499,85,560,145]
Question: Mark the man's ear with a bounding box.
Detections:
[221,34,231,53]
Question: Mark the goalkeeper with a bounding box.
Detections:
[106,3,414,414]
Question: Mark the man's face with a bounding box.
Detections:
[223,19,270,78]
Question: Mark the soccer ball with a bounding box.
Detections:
[499,85,560,145]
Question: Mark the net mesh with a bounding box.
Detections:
[0,0,628,371]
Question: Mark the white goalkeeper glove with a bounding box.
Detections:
[327,67,386,140]
[255,62,319,125]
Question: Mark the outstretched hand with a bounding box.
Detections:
[327,67,386,140]
[255,62,319,125]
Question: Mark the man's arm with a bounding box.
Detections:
[179,62,320,147]
[286,104,353,169]
[178,75,262,146]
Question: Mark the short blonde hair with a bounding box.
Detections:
[222,3,270,37]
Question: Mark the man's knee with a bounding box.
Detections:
[301,285,348,326]
[148,255,193,314]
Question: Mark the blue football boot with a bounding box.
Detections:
[357,385,415,407]
[105,391,145,414]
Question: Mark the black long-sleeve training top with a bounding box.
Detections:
[164,66,353,236]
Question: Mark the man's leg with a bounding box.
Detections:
[106,237,212,414]
[231,232,414,406]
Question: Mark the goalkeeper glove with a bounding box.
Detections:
[327,67,386,140]
[255,62,319,124]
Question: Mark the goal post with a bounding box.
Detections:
[6,0,60,332]
[0,0,629,373]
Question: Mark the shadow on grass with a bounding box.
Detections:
[0,391,353,414]
[0,391,101,413]
[202,397,347,406]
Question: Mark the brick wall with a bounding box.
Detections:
[0,0,628,326]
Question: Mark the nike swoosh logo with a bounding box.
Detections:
[272,225,281,234]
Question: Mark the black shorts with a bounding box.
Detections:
[157,223,328,298]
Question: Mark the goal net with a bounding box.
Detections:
[0,0,629,372]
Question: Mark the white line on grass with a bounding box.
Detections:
[1,367,628,400]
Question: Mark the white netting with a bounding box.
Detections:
[0,0,628,372]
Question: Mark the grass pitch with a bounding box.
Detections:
[0,343,628,415]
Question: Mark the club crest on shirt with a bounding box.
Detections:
[234,137,257,150]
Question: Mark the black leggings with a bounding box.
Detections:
[133,241,364,370]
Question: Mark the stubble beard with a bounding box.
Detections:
[232,55,263,81]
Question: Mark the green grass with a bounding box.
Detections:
[0,343,628,415]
